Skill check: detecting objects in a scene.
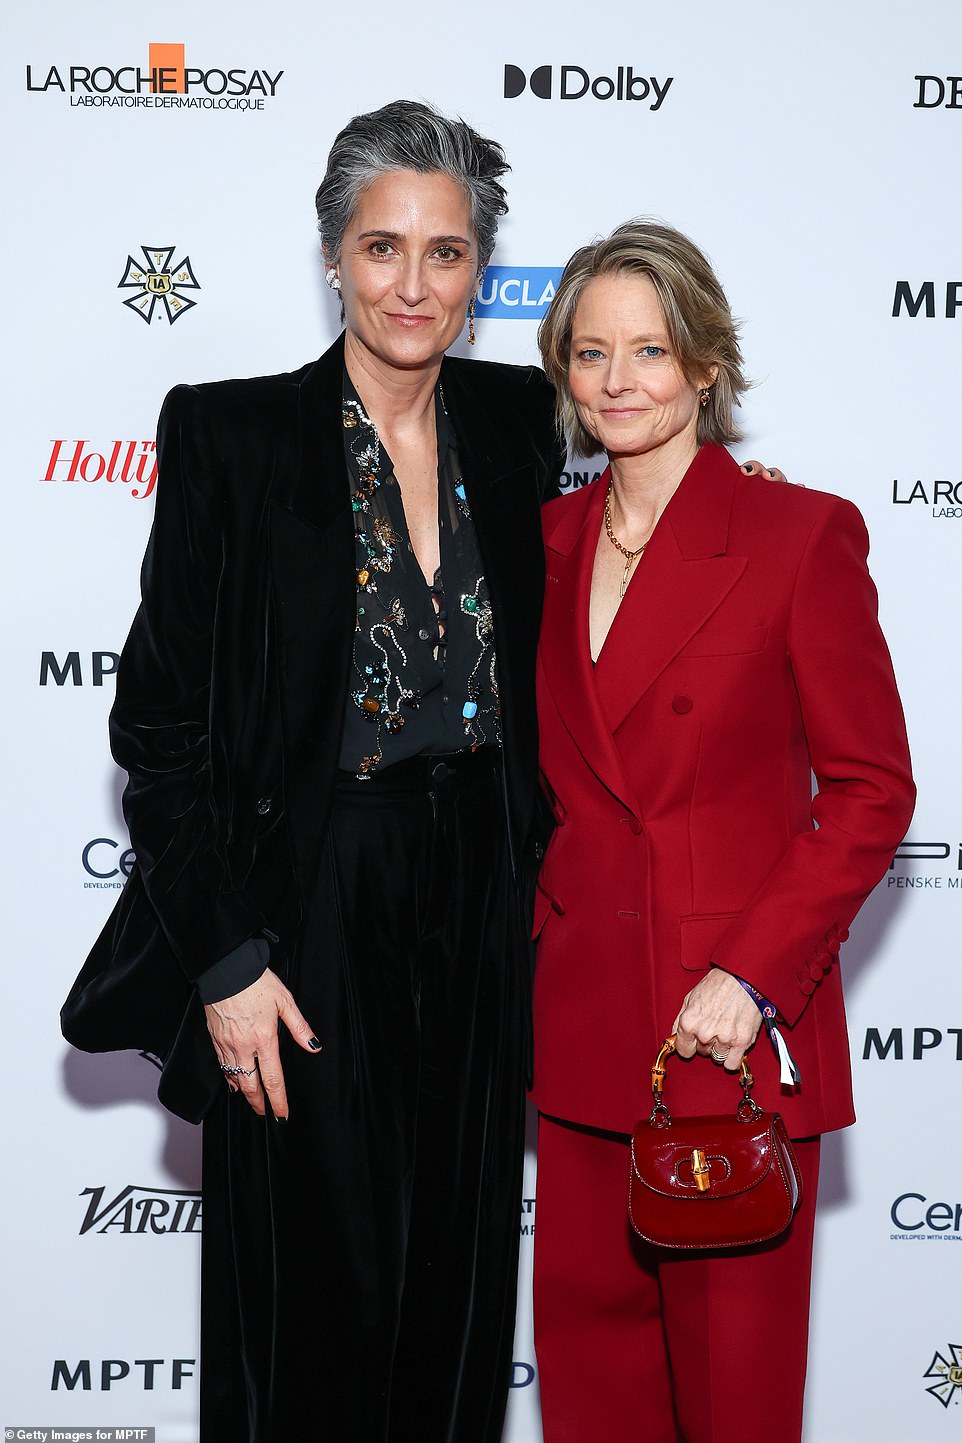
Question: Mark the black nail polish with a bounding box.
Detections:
[275,1115,289,1125]
[308,1036,322,1051]
[743,463,754,474]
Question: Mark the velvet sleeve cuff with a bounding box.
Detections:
[196,936,270,1004]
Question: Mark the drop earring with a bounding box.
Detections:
[467,295,477,346]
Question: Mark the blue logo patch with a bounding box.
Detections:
[476,266,562,320]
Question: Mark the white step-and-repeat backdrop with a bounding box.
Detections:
[3,1,959,1438]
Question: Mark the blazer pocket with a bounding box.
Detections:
[679,911,742,971]
[682,624,769,658]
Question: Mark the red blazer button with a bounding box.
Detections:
[671,694,694,714]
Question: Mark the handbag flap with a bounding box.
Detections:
[631,1112,780,1201]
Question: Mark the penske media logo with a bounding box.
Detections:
[119,246,200,324]
[476,266,562,320]
[25,42,283,111]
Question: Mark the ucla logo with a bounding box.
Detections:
[476,266,562,321]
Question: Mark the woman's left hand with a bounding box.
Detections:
[740,459,789,484]
[671,968,763,1072]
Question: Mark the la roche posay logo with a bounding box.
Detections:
[504,63,672,109]
[25,41,282,111]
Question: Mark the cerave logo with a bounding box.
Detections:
[42,440,157,499]
[119,247,200,325]
[504,63,672,109]
[82,839,136,890]
[25,41,282,112]
[862,1027,962,1061]
[79,1184,201,1235]
[39,652,119,687]
[892,280,962,317]
[890,1192,962,1238]
[476,266,562,320]
[914,75,962,108]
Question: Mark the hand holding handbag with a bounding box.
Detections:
[628,1035,802,1249]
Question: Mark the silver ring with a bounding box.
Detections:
[710,1047,729,1064]
[220,1063,257,1077]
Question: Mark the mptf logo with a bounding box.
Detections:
[26,41,283,111]
[119,246,200,324]
[504,64,672,109]
[476,266,562,321]
[892,280,962,318]
[924,1344,962,1408]
[39,651,119,686]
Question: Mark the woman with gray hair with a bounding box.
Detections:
[63,99,564,1441]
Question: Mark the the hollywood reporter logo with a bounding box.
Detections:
[504,63,672,109]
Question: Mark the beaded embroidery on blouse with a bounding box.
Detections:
[340,381,500,779]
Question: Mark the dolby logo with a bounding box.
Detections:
[503,63,673,109]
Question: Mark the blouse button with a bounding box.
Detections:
[671,695,694,714]
[256,797,271,816]
[418,628,431,641]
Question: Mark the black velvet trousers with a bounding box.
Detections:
[200,749,526,1442]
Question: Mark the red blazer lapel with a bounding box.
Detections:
[594,446,747,733]
[541,476,641,816]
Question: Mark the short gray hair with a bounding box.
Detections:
[315,99,510,269]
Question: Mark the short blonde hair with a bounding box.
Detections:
[538,219,749,457]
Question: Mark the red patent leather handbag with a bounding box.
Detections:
[628,1035,803,1250]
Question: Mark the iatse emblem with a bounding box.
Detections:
[118,245,200,323]
[924,1343,962,1407]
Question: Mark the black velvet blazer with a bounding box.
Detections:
[62,333,564,1122]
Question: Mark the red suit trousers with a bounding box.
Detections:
[534,1114,820,1443]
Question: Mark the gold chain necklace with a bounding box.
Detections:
[604,480,650,598]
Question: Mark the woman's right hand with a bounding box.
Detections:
[204,969,321,1119]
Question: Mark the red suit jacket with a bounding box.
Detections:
[531,445,915,1138]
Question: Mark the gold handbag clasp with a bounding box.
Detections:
[691,1148,711,1192]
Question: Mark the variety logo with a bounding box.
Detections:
[924,1344,962,1408]
[82,839,136,890]
[504,63,673,109]
[52,1358,195,1391]
[914,75,962,109]
[890,1192,962,1240]
[886,840,962,884]
[119,246,200,325]
[862,1027,962,1061]
[42,439,157,499]
[26,42,283,111]
[39,652,119,686]
[476,266,562,320]
[79,1184,202,1235]
[892,280,962,317]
